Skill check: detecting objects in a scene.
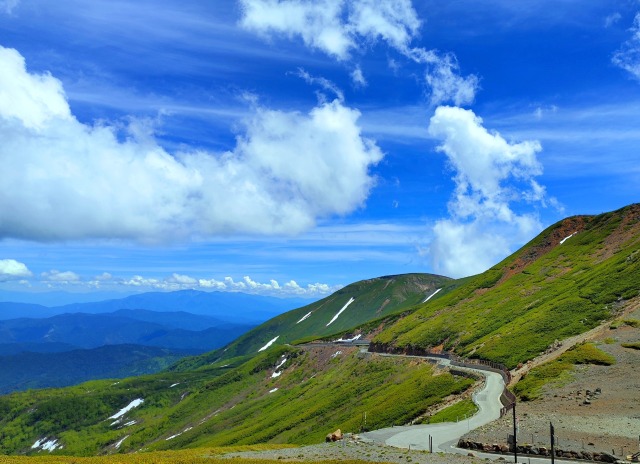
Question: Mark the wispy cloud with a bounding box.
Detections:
[239,0,478,106]
[612,12,640,80]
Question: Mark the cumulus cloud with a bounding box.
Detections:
[41,269,81,283]
[427,106,546,277]
[118,273,340,297]
[240,0,420,60]
[0,259,32,281]
[612,12,640,80]
[0,46,383,243]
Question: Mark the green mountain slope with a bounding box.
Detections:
[0,345,472,455]
[373,204,640,368]
[172,273,453,370]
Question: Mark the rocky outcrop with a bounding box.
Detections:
[326,429,343,442]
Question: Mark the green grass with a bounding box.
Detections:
[622,319,640,328]
[621,342,640,350]
[419,399,478,424]
[512,343,616,401]
[0,347,473,456]
[373,205,640,368]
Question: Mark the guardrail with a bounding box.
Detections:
[368,342,516,417]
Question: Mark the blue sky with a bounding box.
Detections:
[0,0,639,301]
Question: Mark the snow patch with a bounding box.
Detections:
[271,370,282,378]
[296,311,312,324]
[274,357,287,370]
[114,435,129,449]
[108,398,144,421]
[331,351,342,359]
[422,288,442,303]
[269,388,278,393]
[169,383,180,388]
[165,433,182,441]
[32,438,62,452]
[335,334,361,342]
[258,335,279,352]
[559,232,576,244]
[326,297,355,326]
[123,420,137,427]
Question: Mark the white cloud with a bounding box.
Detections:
[612,12,640,80]
[240,0,354,60]
[424,53,479,106]
[239,0,421,60]
[41,269,81,283]
[295,68,344,102]
[116,273,340,297]
[427,106,546,278]
[350,65,367,87]
[239,1,478,106]
[0,258,32,281]
[0,45,382,243]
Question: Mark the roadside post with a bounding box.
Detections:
[550,422,555,464]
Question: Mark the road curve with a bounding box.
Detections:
[361,357,504,453]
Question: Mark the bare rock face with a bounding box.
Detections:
[325,429,343,442]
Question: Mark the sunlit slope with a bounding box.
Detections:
[0,345,473,455]
[373,204,640,368]
[172,273,452,370]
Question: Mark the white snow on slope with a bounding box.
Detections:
[269,388,278,393]
[32,438,62,452]
[326,297,355,326]
[559,232,576,244]
[166,427,192,441]
[422,288,442,303]
[271,370,282,378]
[331,351,342,359]
[170,383,180,388]
[258,335,279,352]
[296,311,312,324]
[335,334,362,342]
[109,398,144,420]
[114,435,128,449]
[275,357,287,370]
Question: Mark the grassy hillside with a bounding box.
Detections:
[0,346,472,456]
[0,344,191,394]
[373,204,640,368]
[172,273,453,370]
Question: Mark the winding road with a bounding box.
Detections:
[359,354,575,464]
[361,357,504,453]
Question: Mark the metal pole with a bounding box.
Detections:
[550,422,555,464]
[513,404,518,463]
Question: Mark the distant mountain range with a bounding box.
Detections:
[0,291,310,393]
[0,290,310,322]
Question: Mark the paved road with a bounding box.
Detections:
[361,358,504,453]
[360,356,577,464]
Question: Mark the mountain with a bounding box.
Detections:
[0,344,190,394]
[0,312,253,351]
[52,290,308,323]
[171,273,452,370]
[0,290,310,323]
[372,203,640,367]
[0,204,637,457]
